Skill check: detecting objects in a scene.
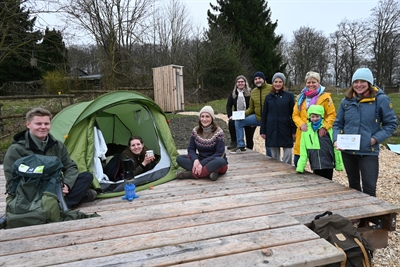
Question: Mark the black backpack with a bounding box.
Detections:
[311,211,373,267]
[4,154,99,229]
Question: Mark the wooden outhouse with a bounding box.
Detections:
[152,65,184,112]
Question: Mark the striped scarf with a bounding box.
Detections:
[297,86,322,111]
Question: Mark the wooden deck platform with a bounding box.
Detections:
[1,149,399,266]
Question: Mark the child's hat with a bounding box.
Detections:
[307,105,324,117]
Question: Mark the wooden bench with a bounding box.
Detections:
[0,149,398,266]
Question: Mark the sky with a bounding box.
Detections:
[185,0,380,39]
[34,0,380,43]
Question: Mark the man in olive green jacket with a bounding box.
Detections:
[231,71,272,155]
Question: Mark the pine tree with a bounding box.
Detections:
[37,28,69,75]
[207,0,285,82]
[0,0,42,85]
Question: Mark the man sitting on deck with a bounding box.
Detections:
[3,107,97,209]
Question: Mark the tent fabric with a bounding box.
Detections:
[50,91,179,198]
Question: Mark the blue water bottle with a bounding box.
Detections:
[121,157,139,201]
[122,181,139,201]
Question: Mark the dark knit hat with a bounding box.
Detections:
[253,71,266,81]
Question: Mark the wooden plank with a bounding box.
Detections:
[53,239,344,267]
[1,186,377,244]
[174,239,344,267]
[78,183,355,215]
[55,231,344,267]
[296,201,400,226]
[0,212,297,255]
[0,224,323,267]
[76,180,342,214]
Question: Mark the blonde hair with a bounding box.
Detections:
[305,71,320,83]
[232,75,251,99]
[26,108,52,122]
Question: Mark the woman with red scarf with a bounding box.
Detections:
[292,71,336,167]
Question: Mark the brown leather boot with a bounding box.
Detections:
[176,170,195,179]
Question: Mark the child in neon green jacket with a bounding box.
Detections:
[296,105,343,179]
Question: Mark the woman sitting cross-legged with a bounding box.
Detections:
[176,106,228,181]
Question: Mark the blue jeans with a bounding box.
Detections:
[235,114,271,156]
[294,155,300,167]
[235,114,260,148]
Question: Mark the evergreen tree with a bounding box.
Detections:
[0,0,42,85]
[207,0,285,82]
[203,27,252,98]
[37,28,69,75]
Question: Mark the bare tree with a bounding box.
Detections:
[370,0,400,86]
[329,31,345,87]
[68,44,101,74]
[60,0,152,89]
[152,0,192,66]
[276,37,293,88]
[287,27,330,85]
[337,19,369,82]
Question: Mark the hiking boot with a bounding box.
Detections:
[229,147,246,154]
[209,172,219,181]
[81,189,97,204]
[227,141,237,150]
[176,170,195,179]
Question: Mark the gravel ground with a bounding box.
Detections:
[172,112,400,266]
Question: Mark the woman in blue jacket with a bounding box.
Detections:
[333,68,398,197]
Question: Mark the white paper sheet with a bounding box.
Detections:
[388,144,400,154]
[232,111,245,120]
[336,134,361,150]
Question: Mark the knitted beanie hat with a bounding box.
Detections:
[253,71,266,81]
[272,72,286,84]
[352,68,374,84]
[199,105,215,120]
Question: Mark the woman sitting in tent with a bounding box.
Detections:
[120,136,159,176]
[176,106,228,181]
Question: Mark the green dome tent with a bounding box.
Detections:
[50,91,179,198]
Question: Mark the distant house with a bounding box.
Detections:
[70,68,103,90]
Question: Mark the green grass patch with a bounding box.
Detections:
[183,99,226,114]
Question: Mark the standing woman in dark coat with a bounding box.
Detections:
[226,75,256,150]
[260,73,296,164]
